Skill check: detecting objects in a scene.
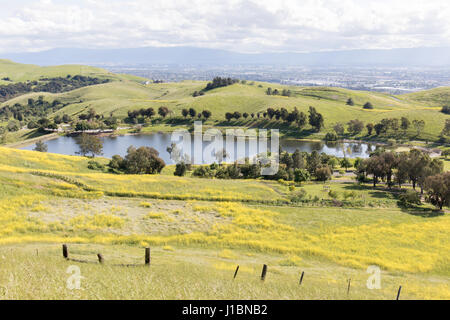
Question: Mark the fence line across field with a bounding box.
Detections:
[62,244,150,267]
[60,244,403,299]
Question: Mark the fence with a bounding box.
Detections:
[61,244,404,300]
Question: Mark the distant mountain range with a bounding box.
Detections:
[3,46,450,67]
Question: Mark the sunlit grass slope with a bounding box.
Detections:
[0,147,448,299]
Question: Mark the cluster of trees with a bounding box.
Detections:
[181,108,212,120]
[192,91,205,97]
[0,96,65,122]
[329,117,426,138]
[108,146,165,174]
[203,77,239,92]
[186,149,338,182]
[441,106,450,114]
[346,98,373,109]
[127,106,172,123]
[357,149,450,210]
[224,106,324,131]
[74,108,117,131]
[266,88,292,97]
[0,75,109,102]
[356,149,443,192]
[441,119,450,141]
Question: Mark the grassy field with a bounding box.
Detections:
[0,147,448,299]
[1,60,449,144]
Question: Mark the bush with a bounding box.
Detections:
[398,190,421,207]
[315,166,332,181]
[174,162,187,177]
[441,106,450,114]
[87,160,105,171]
[325,132,338,141]
[290,189,307,203]
[363,102,374,109]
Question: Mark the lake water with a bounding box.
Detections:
[22,133,375,164]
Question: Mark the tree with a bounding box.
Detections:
[340,158,352,171]
[363,102,374,109]
[189,108,197,118]
[398,190,421,207]
[308,106,324,132]
[34,140,48,152]
[441,119,450,138]
[225,112,233,121]
[424,172,450,210]
[401,117,410,134]
[333,122,345,136]
[233,111,241,120]
[366,123,374,135]
[412,119,425,136]
[158,106,170,118]
[202,110,212,120]
[144,108,155,118]
[294,168,310,183]
[174,162,187,176]
[292,150,305,169]
[243,112,249,119]
[441,106,450,114]
[122,146,165,174]
[325,132,338,141]
[62,114,72,123]
[315,165,332,181]
[306,151,321,174]
[297,112,307,128]
[182,109,189,118]
[76,133,103,157]
[7,120,20,132]
[346,98,354,106]
[347,119,364,135]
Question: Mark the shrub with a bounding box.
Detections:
[363,102,374,109]
[325,132,338,141]
[174,162,187,177]
[87,160,105,171]
[398,190,421,207]
[315,166,332,181]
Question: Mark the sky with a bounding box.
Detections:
[0,0,449,54]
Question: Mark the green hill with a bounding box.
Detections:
[1,60,449,143]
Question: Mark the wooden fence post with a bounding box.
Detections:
[396,286,402,300]
[233,265,239,279]
[97,253,104,264]
[347,278,351,295]
[261,264,268,281]
[145,248,151,266]
[62,244,69,259]
[299,271,305,285]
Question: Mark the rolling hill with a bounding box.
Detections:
[0,60,449,143]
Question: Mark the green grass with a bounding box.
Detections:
[1,244,448,299]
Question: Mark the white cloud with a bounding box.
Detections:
[0,0,449,53]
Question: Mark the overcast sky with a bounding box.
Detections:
[0,0,449,54]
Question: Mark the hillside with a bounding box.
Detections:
[0,146,448,299]
[0,60,449,144]
[0,59,146,84]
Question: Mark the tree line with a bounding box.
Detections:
[225,106,324,131]
[0,75,110,102]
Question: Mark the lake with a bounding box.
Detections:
[22,133,375,164]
